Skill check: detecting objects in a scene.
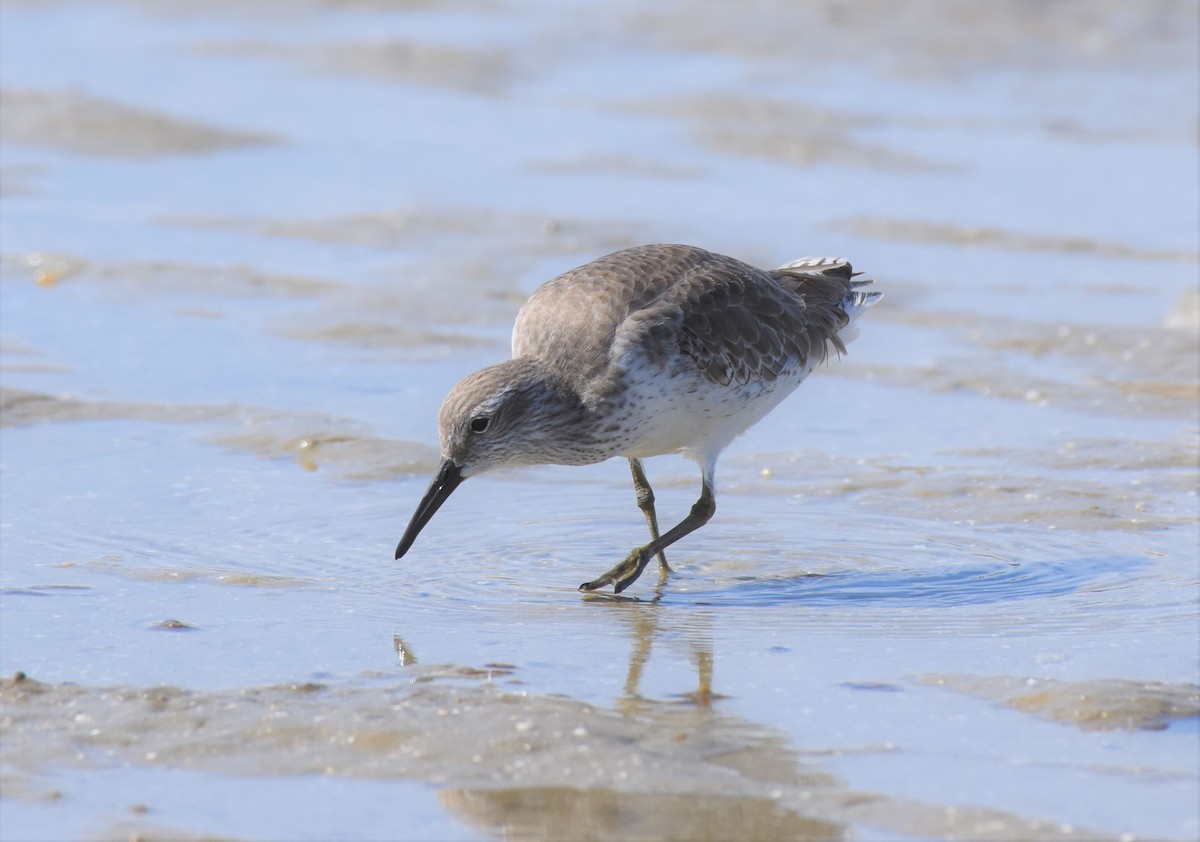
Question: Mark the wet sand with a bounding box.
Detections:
[1,1,1197,840]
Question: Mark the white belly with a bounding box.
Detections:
[607,361,815,464]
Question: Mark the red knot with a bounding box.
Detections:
[396,244,881,594]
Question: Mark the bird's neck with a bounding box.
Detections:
[515,357,625,467]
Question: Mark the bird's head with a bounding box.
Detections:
[394,358,584,559]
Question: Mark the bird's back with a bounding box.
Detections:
[512,245,715,379]
[513,244,873,390]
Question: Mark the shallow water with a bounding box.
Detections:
[1,1,1198,840]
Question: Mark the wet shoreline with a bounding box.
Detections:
[2,0,1197,839]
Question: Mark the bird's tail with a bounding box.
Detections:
[776,256,883,319]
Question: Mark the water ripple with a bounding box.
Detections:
[667,554,1143,609]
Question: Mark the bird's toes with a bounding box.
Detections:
[613,549,655,594]
[579,548,651,594]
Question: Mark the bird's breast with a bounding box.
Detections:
[587,356,814,462]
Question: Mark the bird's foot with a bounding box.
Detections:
[655,550,672,575]
[579,546,655,594]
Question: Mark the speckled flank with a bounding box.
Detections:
[501,244,877,467]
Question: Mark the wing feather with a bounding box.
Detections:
[614,248,857,386]
[517,244,867,389]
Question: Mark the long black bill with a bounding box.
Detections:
[395,460,464,559]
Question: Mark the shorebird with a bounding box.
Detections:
[396,244,880,593]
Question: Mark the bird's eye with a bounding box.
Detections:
[470,416,491,433]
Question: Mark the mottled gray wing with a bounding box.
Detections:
[615,249,855,386]
[514,244,737,379]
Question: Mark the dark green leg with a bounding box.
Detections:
[628,458,672,576]
[581,475,716,594]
